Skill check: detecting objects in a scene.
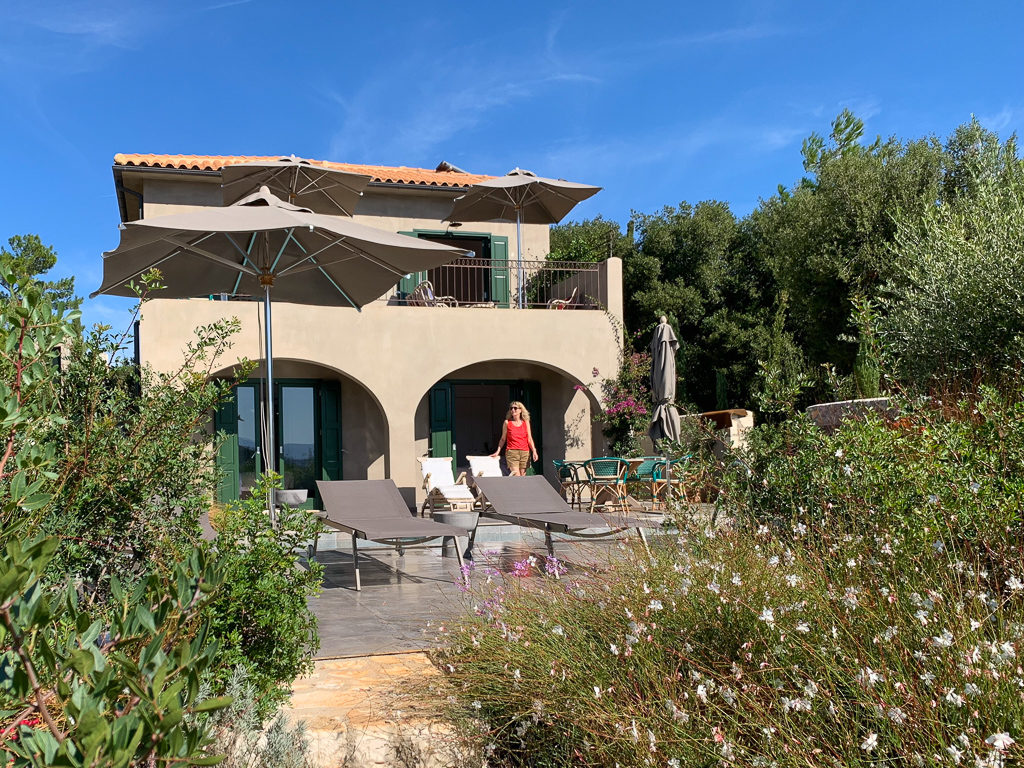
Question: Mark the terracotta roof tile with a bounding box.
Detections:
[113,154,492,188]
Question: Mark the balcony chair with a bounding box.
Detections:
[583,457,630,514]
[546,286,578,310]
[409,279,458,308]
[417,456,477,516]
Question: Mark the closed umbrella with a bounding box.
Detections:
[93,186,470,519]
[649,316,681,443]
[221,155,371,215]
[446,168,600,308]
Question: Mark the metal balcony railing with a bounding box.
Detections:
[379,258,604,309]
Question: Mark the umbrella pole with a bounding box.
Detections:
[515,208,523,309]
[263,282,277,527]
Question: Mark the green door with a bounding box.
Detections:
[429,382,454,458]
[320,382,342,480]
[511,380,542,475]
[214,394,239,504]
[489,236,511,307]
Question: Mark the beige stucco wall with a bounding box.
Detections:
[132,169,620,507]
[139,295,620,506]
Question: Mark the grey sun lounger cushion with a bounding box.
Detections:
[316,479,467,540]
[315,479,471,591]
[471,475,655,532]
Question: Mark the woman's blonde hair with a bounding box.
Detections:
[506,401,530,421]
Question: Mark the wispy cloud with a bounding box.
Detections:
[978,106,1018,133]
[203,0,254,10]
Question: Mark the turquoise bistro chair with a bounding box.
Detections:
[583,457,630,514]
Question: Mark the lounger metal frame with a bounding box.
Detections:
[469,476,655,556]
[316,479,470,590]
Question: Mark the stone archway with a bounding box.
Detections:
[414,358,606,484]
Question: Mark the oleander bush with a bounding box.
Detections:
[434,383,1024,767]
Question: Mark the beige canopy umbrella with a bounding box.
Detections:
[649,316,681,443]
[446,168,600,308]
[221,155,372,215]
[93,186,470,518]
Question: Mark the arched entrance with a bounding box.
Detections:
[212,360,387,505]
[417,360,604,481]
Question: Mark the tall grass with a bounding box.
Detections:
[432,385,1024,767]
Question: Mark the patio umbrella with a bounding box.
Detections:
[93,186,471,518]
[221,155,371,215]
[445,168,600,308]
[649,316,681,443]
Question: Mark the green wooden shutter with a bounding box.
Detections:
[429,382,454,458]
[319,381,342,481]
[398,231,429,300]
[511,380,543,475]
[214,393,240,504]
[489,236,510,308]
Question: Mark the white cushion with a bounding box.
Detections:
[432,484,476,501]
[420,457,457,490]
[467,455,503,477]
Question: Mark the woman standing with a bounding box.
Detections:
[490,401,538,476]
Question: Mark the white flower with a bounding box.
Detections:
[928,494,939,504]
[1007,575,1024,592]
[696,684,708,703]
[707,580,721,594]
[795,622,811,633]
[668,760,681,768]
[947,745,963,764]
[835,448,844,458]
[933,540,945,553]
[593,686,601,699]
[861,732,878,752]
[786,573,800,587]
[472,700,482,710]
[759,607,775,626]
[933,629,955,648]
[964,682,982,697]
[985,732,1015,750]
[857,667,883,687]
[648,599,663,612]
[970,481,981,494]
[945,689,965,707]
[551,625,565,636]
[843,464,853,476]
[610,643,620,656]
[888,707,906,724]
[732,573,743,586]
[513,668,521,680]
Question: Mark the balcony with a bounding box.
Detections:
[378,258,610,310]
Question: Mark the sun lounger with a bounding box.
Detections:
[466,454,504,478]
[417,456,478,517]
[316,479,471,591]
[469,475,656,556]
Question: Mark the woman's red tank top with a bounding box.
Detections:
[506,420,529,450]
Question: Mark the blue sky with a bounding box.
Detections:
[2,1,1023,330]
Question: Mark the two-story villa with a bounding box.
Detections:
[110,154,622,509]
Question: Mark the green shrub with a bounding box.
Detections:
[203,475,323,717]
[434,382,1024,766]
[880,148,1024,388]
[0,537,231,767]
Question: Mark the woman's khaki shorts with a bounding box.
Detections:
[505,449,530,473]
